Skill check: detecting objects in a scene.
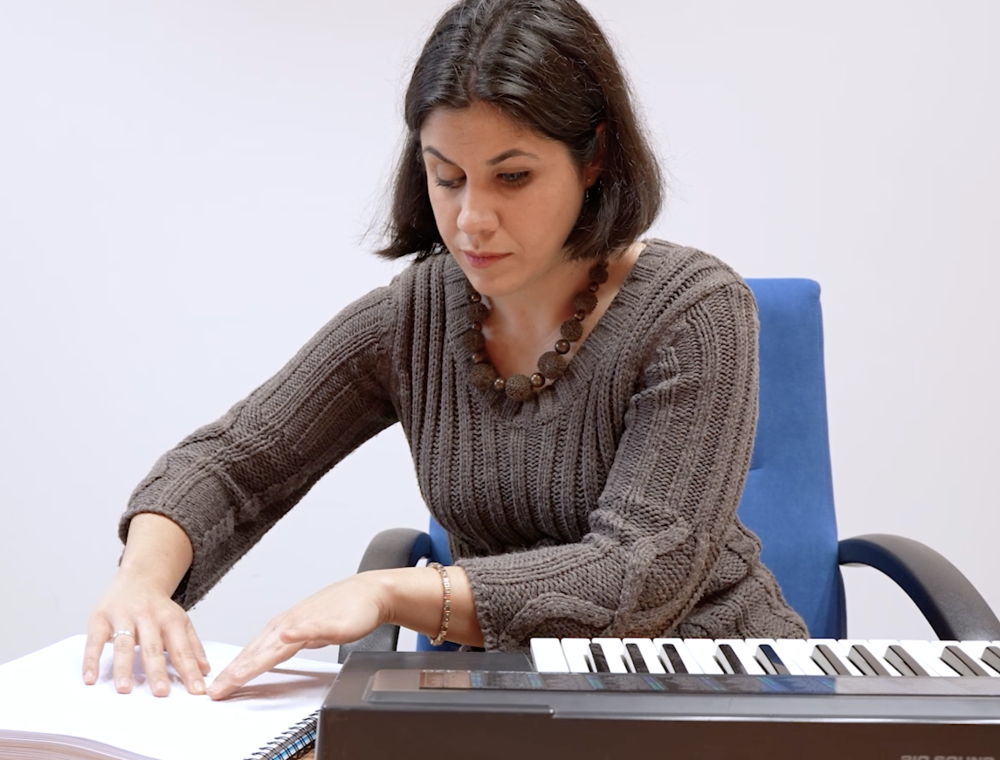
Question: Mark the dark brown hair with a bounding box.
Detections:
[376,0,663,261]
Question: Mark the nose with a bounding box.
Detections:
[456,185,499,237]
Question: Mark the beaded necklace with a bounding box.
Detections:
[464,261,609,401]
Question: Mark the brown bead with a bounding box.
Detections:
[574,309,587,321]
[472,350,489,364]
[573,292,598,314]
[530,372,546,388]
[505,374,533,401]
[554,339,571,355]
[469,292,482,303]
[467,302,489,323]
[588,282,599,292]
[538,351,567,379]
[560,319,583,341]
[472,321,482,332]
[589,263,609,284]
[493,377,506,391]
[470,363,498,391]
[462,329,485,353]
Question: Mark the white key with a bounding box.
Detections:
[714,639,766,675]
[971,641,1000,675]
[838,639,899,676]
[622,638,667,674]
[682,639,725,674]
[807,639,864,676]
[745,638,807,675]
[773,639,825,675]
[591,638,630,674]
[560,638,595,673]
[530,638,569,673]
[899,640,960,677]
[652,638,703,674]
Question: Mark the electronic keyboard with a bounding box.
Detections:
[316,638,1000,760]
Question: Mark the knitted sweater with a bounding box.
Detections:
[121,239,808,649]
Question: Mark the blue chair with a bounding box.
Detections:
[340,279,1000,661]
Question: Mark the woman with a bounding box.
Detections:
[84,0,807,701]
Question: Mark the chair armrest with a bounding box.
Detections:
[839,533,1000,640]
[337,528,432,663]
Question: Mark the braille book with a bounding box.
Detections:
[0,635,340,760]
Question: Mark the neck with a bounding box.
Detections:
[485,257,593,340]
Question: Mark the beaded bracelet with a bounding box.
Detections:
[427,562,452,646]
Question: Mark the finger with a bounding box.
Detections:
[135,624,172,697]
[111,627,138,694]
[208,637,297,701]
[83,618,111,684]
[163,625,206,695]
[186,620,212,676]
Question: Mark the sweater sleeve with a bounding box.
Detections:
[119,285,398,608]
[455,281,763,650]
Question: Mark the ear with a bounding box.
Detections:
[584,122,607,188]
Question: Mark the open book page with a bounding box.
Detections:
[0,635,340,760]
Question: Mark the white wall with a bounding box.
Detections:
[1,0,997,666]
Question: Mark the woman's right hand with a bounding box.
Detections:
[83,512,209,696]
[83,573,210,696]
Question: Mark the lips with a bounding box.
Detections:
[464,251,511,269]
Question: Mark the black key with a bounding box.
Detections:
[941,645,989,677]
[589,643,610,673]
[625,643,649,674]
[981,645,1000,675]
[717,644,747,674]
[848,645,890,676]
[755,644,790,675]
[812,644,852,676]
[659,643,688,674]
[884,645,929,677]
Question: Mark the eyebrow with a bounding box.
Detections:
[422,147,541,166]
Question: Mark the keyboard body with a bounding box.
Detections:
[317,641,1000,760]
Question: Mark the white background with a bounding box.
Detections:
[1,0,997,666]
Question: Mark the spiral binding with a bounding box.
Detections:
[245,709,319,760]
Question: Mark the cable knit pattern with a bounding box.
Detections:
[121,240,807,649]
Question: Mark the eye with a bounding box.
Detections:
[499,171,529,186]
[434,175,465,189]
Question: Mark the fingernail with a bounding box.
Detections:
[193,680,205,694]
[117,678,130,691]
[84,670,94,683]
[155,680,169,695]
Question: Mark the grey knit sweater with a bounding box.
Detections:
[121,239,807,649]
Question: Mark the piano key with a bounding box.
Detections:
[591,638,630,674]
[882,644,930,677]
[652,638,700,674]
[716,644,747,674]
[847,644,891,676]
[899,640,961,677]
[624,643,649,673]
[560,638,596,673]
[715,639,766,675]
[589,643,611,673]
[745,639,806,675]
[682,639,725,674]
[940,645,990,677]
[622,638,666,674]
[754,643,791,675]
[955,642,1000,677]
[808,640,863,676]
[982,645,1000,675]
[839,639,896,676]
[811,644,852,676]
[773,639,826,675]
[530,638,570,673]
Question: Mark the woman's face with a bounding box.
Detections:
[420,102,597,299]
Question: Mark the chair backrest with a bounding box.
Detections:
[419,278,842,648]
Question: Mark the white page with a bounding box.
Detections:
[0,635,340,760]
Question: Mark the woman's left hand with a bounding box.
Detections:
[207,572,389,700]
